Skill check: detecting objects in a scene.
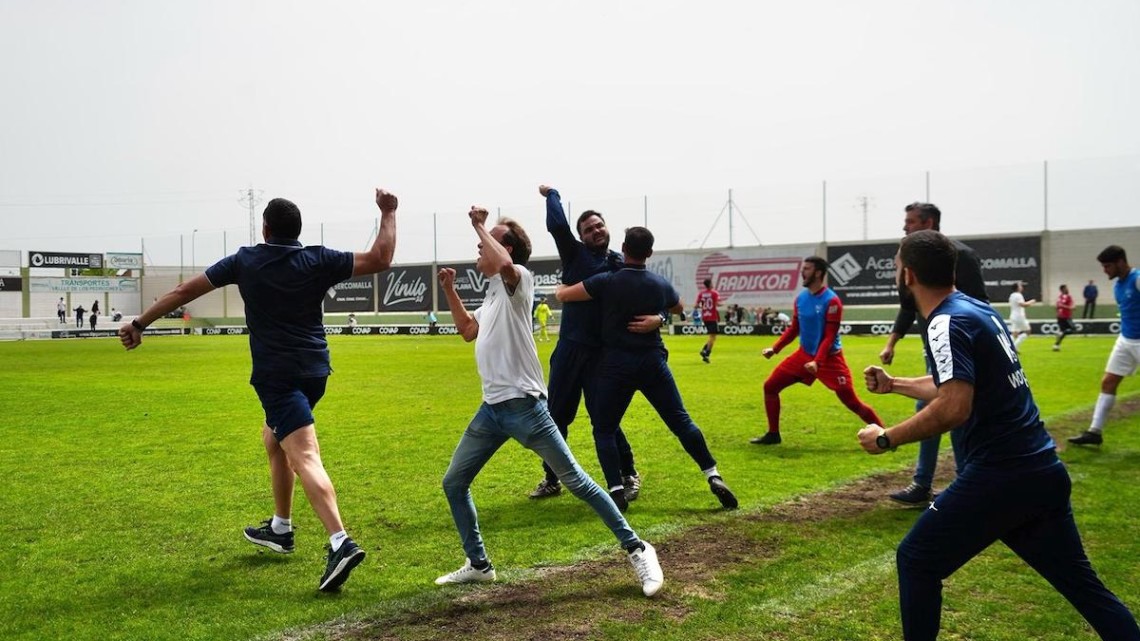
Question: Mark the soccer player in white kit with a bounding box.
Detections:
[1007,281,1036,350]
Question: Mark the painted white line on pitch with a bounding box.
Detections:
[750,550,895,618]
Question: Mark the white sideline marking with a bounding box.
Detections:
[750,550,895,617]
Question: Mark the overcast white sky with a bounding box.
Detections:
[2,1,1138,267]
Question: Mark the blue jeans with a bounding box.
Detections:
[591,347,717,489]
[441,395,639,563]
[897,452,1139,641]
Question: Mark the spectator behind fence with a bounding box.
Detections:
[1083,279,1099,319]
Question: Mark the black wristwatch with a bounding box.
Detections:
[131,319,145,331]
[875,431,892,451]
[659,311,669,324]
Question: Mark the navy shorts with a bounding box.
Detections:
[703,320,720,335]
[252,377,328,441]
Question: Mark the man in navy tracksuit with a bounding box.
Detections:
[860,230,1138,641]
[528,186,661,501]
[558,226,738,513]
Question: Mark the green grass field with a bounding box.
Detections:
[2,333,1137,641]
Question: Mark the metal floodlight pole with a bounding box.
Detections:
[822,180,828,242]
[643,195,648,227]
[191,229,198,270]
[1043,160,1049,231]
[222,230,228,317]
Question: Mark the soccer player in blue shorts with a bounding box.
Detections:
[1069,245,1140,446]
[557,226,737,513]
[119,189,399,592]
[528,186,663,502]
[859,230,1139,641]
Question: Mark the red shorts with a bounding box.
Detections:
[773,348,855,391]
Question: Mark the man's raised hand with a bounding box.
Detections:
[438,267,456,289]
[469,206,489,227]
[375,189,398,214]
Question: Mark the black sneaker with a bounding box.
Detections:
[709,476,738,510]
[528,478,562,499]
[243,519,295,554]
[318,538,366,592]
[622,474,642,502]
[1068,430,1104,446]
[889,482,933,506]
[749,432,782,445]
[609,488,629,513]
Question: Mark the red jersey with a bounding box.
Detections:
[1057,293,1073,320]
[696,289,721,321]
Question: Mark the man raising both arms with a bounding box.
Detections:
[751,257,883,446]
[434,207,663,596]
[119,189,398,592]
[1069,245,1140,446]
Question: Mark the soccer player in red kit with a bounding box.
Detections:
[696,278,721,363]
[1053,283,1077,351]
[751,257,884,445]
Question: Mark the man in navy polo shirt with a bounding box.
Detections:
[119,189,399,592]
[859,230,1138,641]
[557,226,737,513]
[528,186,661,502]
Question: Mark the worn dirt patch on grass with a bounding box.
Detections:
[301,398,1137,641]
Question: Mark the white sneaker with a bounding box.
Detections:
[1052,344,1061,351]
[628,541,664,597]
[434,559,497,585]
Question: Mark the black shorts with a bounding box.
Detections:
[703,320,720,335]
[252,377,328,441]
[1057,318,1077,334]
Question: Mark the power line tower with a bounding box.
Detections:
[699,189,762,249]
[239,187,264,246]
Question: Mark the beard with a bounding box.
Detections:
[897,280,916,307]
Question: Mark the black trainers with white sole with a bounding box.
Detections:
[243,519,295,554]
[318,538,365,592]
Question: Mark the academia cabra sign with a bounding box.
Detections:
[826,235,1041,305]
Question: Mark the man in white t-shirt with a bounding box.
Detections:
[434,206,664,597]
[1007,281,1036,350]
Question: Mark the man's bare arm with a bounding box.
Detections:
[353,189,398,276]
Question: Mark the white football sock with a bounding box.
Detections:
[1013,333,1028,348]
[702,466,720,479]
[1090,393,1116,432]
[271,515,292,534]
[329,530,348,552]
